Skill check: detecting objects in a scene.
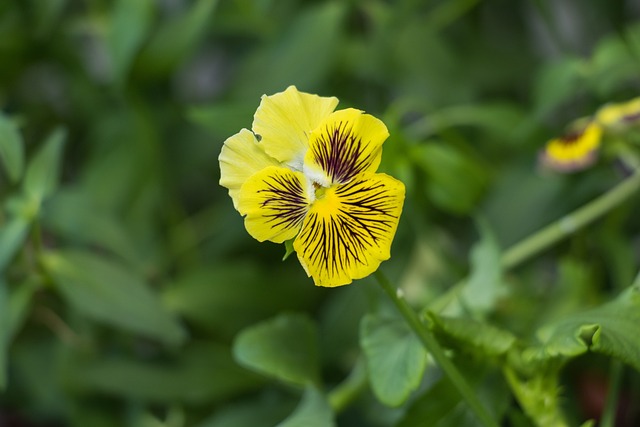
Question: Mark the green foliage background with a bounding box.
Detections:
[1,0,640,426]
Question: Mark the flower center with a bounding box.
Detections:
[312,185,340,214]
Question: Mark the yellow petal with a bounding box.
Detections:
[294,172,405,287]
[595,97,640,128]
[253,86,339,169]
[238,166,312,243]
[219,129,281,210]
[541,122,602,172]
[303,108,389,187]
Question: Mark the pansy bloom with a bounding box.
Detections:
[595,97,640,130]
[219,86,405,287]
[539,121,603,173]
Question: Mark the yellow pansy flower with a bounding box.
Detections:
[219,86,405,287]
[540,121,603,173]
[595,97,640,130]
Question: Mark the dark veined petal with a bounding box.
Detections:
[293,172,405,287]
[238,166,312,243]
[303,109,389,187]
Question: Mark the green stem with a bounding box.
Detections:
[327,357,368,413]
[600,360,623,427]
[374,270,500,427]
[501,168,640,269]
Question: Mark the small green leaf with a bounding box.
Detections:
[427,312,516,357]
[282,239,295,261]
[24,128,66,204]
[233,312,319,387]
[0,216,30,271]
[459,220,506,315]
[360,312,427,406]
[276,386,335,427]
[107,0,155,83]
[41,250,186,345]
[0,113,24,183]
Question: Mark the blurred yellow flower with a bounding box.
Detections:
[540,121,603,172]
[219,86,405,287]
[595,97,640,130]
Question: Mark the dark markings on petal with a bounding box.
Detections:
[311,121,379,184]
[258,173,308,231]
[297,177,400,281]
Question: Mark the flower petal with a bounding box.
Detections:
[238,166,312,243]
[219,128,281,210]
[540,122,602,173]
[303,108,389,187]
[253,86,339,169]
[595,97,640,129]
[294,172,405,287]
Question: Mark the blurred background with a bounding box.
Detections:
[1,0,640,426]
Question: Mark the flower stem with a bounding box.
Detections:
[374,270,500,427]
[600,360,623,427]
[501,168,640,269]
[327,357,368,413]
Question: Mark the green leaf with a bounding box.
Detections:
[459,220,506,316]
[0,113,24,183]
[232,312,319,387]
[137,0,219,77]
[23,128,66,204]
[0,279,38,389]
[195,397,295,427]
[525,286,640,371]
[41,250,186,345]
[107,0,155,83]
[276,386,335,427]
[412,142,488,215]
[427,312,516,357]
[282,239,295,261]
[360,312,427,406]
[0,216,30,272]
[65,342,259,403]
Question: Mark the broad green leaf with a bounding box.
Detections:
[41,250,186,345]
[233,312,319,387]
[360,312,427,406]
[196,397,295,427]
[137,0,219,77]
[24,128,66,205]
[0,279,39,389]
[0,216,29,271]
[458,220,506,316]
[107,0,155,83]
[427,312,516,357]
[276,386,335,427]
[412,142,488,215]
[588,24,640,96]
[525,286,640,371]
[398,363,509,427]
[65,342,259,403]
[0,113,24,183]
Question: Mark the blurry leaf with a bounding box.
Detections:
[137,0,219,77]
[0,279,39,389]
[524,286,640,371]
[233,2,346,98]
[163,263,315,339]
[427,313,516,357]
[186,102,256,139]
[108,0,155,83]
[24,128,66,205]
[0,113,24,183]
[412,142,488,215]
[196,397,295,427]
[398,363,509,427]
[459,220,506,315]
[589,24,640,96]
[360,312,427,406]
[67,342,259,403]
[532,57,584,116]
[26,0,67,38]
[276,386,335,427]
[233,312,319,387]
[0,216,30,271]
[41,250,186,345]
